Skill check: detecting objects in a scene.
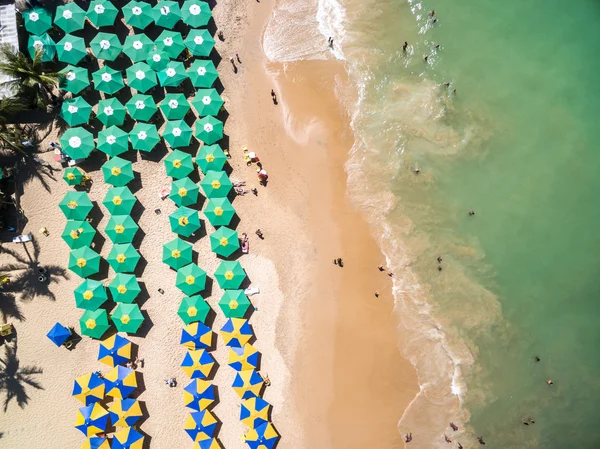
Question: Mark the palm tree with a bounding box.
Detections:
[0,344,43,411]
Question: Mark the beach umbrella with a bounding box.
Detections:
[188,60,219,88]
[97,98,127,127]
[245,422,280,449]
[112,427,145,449]
[169,206,201,237]
[23,7,52,34]
[214,260,245,289]
[163,120,193,149]
[204,197,235,227]
[60,96,91,127]
[219,290,251,318]
[73,372,105,405]
[98,334,132,367]
[123,0,153,29]
[183,379,216,411]
[228,344,260,372]
[97,126,129,157]
[92,65,124,94]
[59,191,93,220]
[102,156,134,187]
[126,62,157,93]
[108,398,143,427]
[184,29,215,57]
[105,214,139,244]
[79,309,110,339]
[176,264,207,296]
[181,0,211,28]
[232,370,264,400]
[146,49,170,71]
[199,170,232,198]
[129,123,161,152]
[220,318,253,348]
[177,295,210,325]
[169,177,199,207]
[60,127,95,159]
[69,246,101,278]
[196,144,226,173]
[62,220,96,249]
[210,226,240,257]
[191,440,221,449]
[160,93,190,120]
[103,186,137,215]
[55,3,86,33]
[108,273,141,303]
[155,30,185,59]
[152,1,181,28]
[158,60,188,87]
[164,149,194,178]
[90,32,122,61]
[60,65,90,94]
[75,403,109,436]
[107,243,141,273]
[180,321,213,350]
[80,437,110,449]
[56,34,87,65]
[240,396,271,429]
[47,322,71,347]
[27,34,55,62]
[195,116,223,145]
[123,34,154,62]
[184,410,218,442]
[192,89,223,117]
[87,0,119,28]
[126,94,157,122]
[74,279,108,310]
[111,303,144,333]
[104,365,137,399]
[181,350,215,380]
[63,167,84,186]
[163,237,193,270]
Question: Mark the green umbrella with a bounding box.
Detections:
[181,0,211,28]
[63,167,84,186]
[60,127,95,159]
[199,170,232,198]
[90,32,122,61]
[109,273,141,303]
[195,116,223,145]
[219,290,251,318]
[108,243,141,273]
[146,49,170,71]
[123,1,153,29]
[163,237,193,270]
[130,123,161,152]
[152,1,181,28]
[164,149,194,178]
[126,62,157,93]
[106,215,139,244]
[158,61,188,87]
[74,279,108,310]
[162,120,193,149]
[210,227,240,257]
[56,35,87,65]
[197,144,226,173]
[169,206,201,237]
[160,93,190,120]
[184,29,215,57]
[176,264,206,296]
[123,34,154,62]
[87,0,119,27]
[214,260,246,289]
[103,187,137,215]
[80,309,110,339]
[126,94,157,122]
[23,7,52,35]
[69,246,101,278]
[28,34,55,62]
[169,177,199,207]
[204,197,235,227]
[62,220,96,249]
[93,66,124,94]
[192,89,223,117]
[60,96,92,126]
[97,126,129,157]
[111,303,144,333]
[155,30,185,59]
[55,3,86,33]
[102,157,134,186]
[188,60,219,88]
[178,296,210,325]
[97,98,127,127]
[59,191,93,220]
[60,65,90,94]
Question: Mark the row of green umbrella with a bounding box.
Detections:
[79,303,144,337]
[74,277,142,310]
[68,243,141,277]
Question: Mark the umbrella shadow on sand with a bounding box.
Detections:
[0,342,44,412]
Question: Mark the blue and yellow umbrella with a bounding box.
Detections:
[181,349,215,379]
[104,365,138,399]
[220,318,253,348]
[228,344,260,372]
[73,372,105,405]
[108,397,143,427]
[75,403,109,436]
[232,369,264,400]
[184,410,218,442]
[98,334,132,367]
[183,378,216,411]
[192,439,222,449]
[113,427,145,449]
[245,422,280,449]
[180,321,214,350]
[240,396,272,429]
[79,437,111,449]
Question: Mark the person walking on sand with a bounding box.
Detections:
[405,433,412,443]
[450,422,458,431]
[229,57,237,73]
[403,41,408,51]
[271,89,278,105]
[444,434,452,443]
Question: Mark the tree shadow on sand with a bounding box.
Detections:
[0,343,43,412]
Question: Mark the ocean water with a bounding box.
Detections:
[265,0,600,448]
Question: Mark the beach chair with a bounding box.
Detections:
[242,146,251,165]
[0,323,14,337]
